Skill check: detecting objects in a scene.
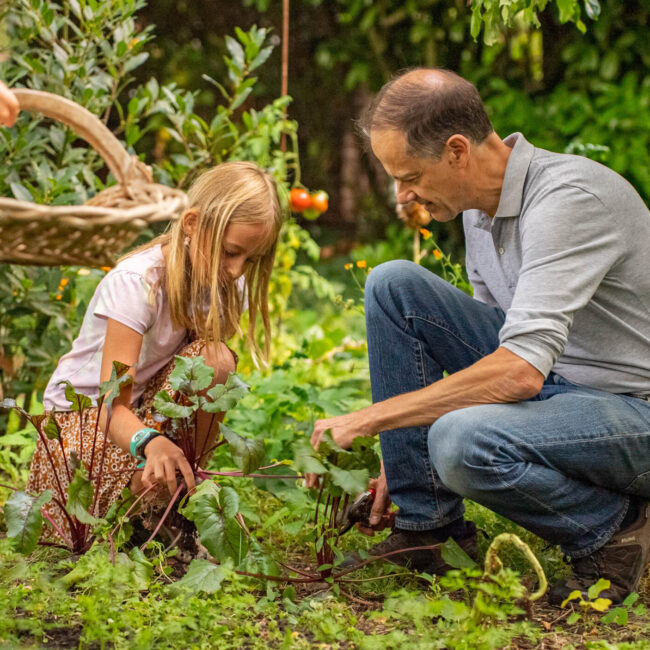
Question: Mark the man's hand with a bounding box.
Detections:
[304,409,376,488]
[0,82,19,127]
[141,436,196,496]
[356,462,395,535]
[310,410,374,451]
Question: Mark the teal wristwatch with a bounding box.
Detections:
[129,427,161,461]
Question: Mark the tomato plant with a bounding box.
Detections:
[310,191,328,214]
[289,188,312,212]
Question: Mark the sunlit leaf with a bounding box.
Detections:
[98,361,133,409]
[61,381,93,412]
[203,373,250,412]
[169,355,214,395]
[587,577,610,600]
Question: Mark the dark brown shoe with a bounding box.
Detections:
[340,521,478,574]
[549,502,650,606]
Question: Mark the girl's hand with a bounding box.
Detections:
[141,436,196,496]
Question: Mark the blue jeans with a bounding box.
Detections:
[365,260,650,557]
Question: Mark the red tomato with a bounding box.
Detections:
[310,190,329,213]
[290,188,312,212]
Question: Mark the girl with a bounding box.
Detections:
[27,161,283,540]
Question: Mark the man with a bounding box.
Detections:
[308,68,650,604]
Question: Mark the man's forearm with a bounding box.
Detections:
[364,346,544,435]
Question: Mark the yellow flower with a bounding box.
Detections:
[356,260,367,269]
[59,278,69,287]
[101,266,112,272]
[344,263,353,270]
[433,249,443,260]
[55,294,62,300]
[77,268,91,276]
[419,228,432,240]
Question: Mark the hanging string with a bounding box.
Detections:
[280,0,289,153]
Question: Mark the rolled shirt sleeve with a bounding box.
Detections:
[499,184,624,377]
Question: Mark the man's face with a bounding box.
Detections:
[370,129,466,223]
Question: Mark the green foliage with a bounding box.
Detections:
[65,466,99,526]
[469,0,600,45]
[172,557,233,595]
[182,481,249,565]
[4,489,52,553]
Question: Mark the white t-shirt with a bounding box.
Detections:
[43,245,188,411]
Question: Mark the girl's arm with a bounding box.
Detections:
[99,318,195,495]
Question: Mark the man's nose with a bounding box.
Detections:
[395,182,416,204]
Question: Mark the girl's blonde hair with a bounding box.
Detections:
[127,161,283,365]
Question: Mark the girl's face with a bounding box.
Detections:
[218,221,271,284]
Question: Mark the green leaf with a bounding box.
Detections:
[328,465,368,495]
[292,438,327,475]
[66,467,100,525]
[153,390,196,419]
[98,361,133,409]
[10,182,33,202]
[203,373,249,412]
[225,36,245,71]
[123,52,149,74]
[5,490,53,554]
[587,577,611,600]
[567,611,581,625]
[601,606,627,625]
[440,537,479,570]
[249,45,273,72]
[173,558,232,594]
[584,0,601,19]
[169,355,214,395]
[220,424,264,474]
[182,482,248,565]
[622,592,639,607]
[44,412,61,440]
[61,381,93,412]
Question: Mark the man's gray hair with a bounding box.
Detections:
[359,68,494,159]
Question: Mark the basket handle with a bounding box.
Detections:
[13,89,150,185]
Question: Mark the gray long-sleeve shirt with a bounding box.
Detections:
[463,133,650,395]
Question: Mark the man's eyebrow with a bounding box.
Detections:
[393,171,421,182]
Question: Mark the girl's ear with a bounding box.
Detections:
[182,210,199,238]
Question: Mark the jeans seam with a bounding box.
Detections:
[415,335,441,521]
[405,312,492,358]
[490,444,629,557]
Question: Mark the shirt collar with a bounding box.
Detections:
[493,133,535,218]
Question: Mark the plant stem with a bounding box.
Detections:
[41,507,74,548]
[139,482,185,550]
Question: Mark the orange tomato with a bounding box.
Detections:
[310,190,329,213]
[290,188,312,212]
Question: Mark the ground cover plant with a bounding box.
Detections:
[3,0,650,648]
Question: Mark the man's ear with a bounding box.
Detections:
[445,135,471,168]
[182,210,199,237]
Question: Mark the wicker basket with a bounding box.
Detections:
[0,89,188,268]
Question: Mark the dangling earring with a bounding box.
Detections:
[184,235,191,247]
